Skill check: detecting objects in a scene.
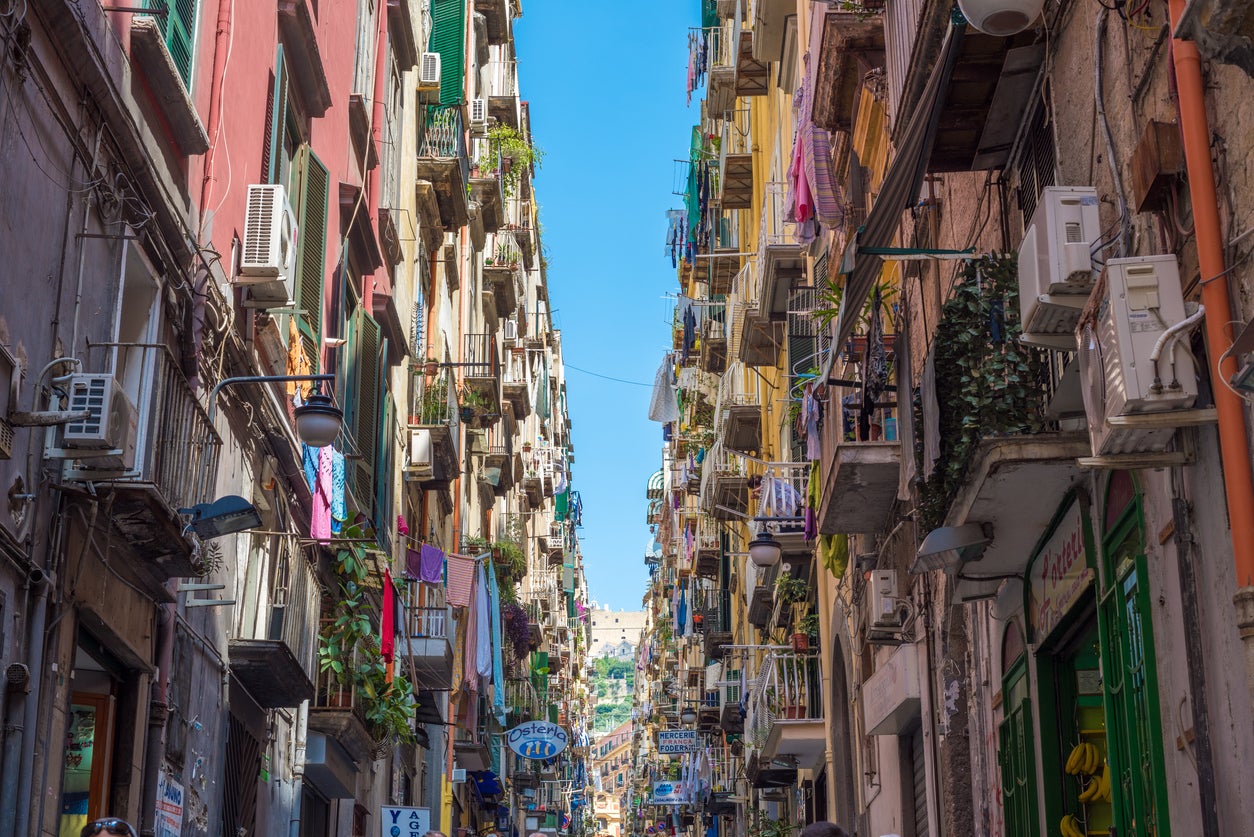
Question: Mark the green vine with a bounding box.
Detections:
[916,254,1051,530]
[317,524,416,744]
[478,125,544,199]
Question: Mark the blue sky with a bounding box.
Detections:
[514,1,700,610]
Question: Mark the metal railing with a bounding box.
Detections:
[485,60,518,97]
[419,105,470,184]
[409,368,458,426]
[754,462,809,522]
[77,343,221,511]
[761,181,798,248]
[235,534,320,684]
[720,106,752,163]
[405,606,449,639]
[463,333,499,378]
[312,642,367,718]
[692,587,732,634]
[692,24,736,73]
[745,651,821,749]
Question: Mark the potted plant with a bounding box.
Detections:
[794,613,821,653]
[423,357,440,376]
[774,574,808,606]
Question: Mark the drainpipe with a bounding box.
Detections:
[8,566,51,837]
[1167,0,1254,696]
[288,701,309,837]
[198,0,234,238]
[365,0,389,314]
[140,591,177,837]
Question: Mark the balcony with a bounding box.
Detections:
[734,27,769,97]
[501,352,532,419]
[693,518,722,578]
[507,677,541,722]
[415,105,470,230]
[702,446,749,520]
[463,332,500,413]
[718,107,753,209]
[229,537,319,708]
[64,345,221,592]
[486,61,520,129]
[310,648,377,761]
[811,11,885,133]
[693,208,742,295]
[818,379,901,534]
[693,587,733,659]
[399,596,454,689]
[729,263,784,368]
[720,394,761,454]
[405,370,461,488]
[750,0,793,63]
[474,0,511,45]
[469,174,506,233]
[758,182,803,316]
[484,235,521,314]
[746,652,824,769]
[754,462,811,556]
[485,444,516,495]
[698,24,738,115]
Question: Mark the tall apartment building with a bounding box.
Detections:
[0,2,592,836]
[629,2,1254,837]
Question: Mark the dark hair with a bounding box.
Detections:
[799,823,850,837]
[747,474,763,489]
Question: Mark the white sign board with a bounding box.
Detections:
[655,730,697,754]
[863,644,921,736]
[381,806,431,837]
[652,781,687,805]
[155,773,184,837]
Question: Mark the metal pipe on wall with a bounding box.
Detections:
[8,567,51,837]
[139,590,177,837]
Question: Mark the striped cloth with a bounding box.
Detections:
[445,553,476,607]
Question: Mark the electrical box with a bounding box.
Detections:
[868,570,901,629]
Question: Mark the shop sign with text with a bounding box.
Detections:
[1030,499,1093,640]
[507,720,569,759]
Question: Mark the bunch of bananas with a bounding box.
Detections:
[1078,763,1112,804]
[1059,814,1085,837]
[1064,742,1101,776]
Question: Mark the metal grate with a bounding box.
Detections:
[221,713,262,836]
[1012,88,1057,226]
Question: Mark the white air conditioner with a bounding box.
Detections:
[452,768,467,783]
[418,52,442,102]
[504,319,518,341]
[63,374,138,470]
[406,427,434,479]
[469,97,488,131]
[1018,186,1102,348]
[239,184,297,303]
[867,570,901,630]
[1078,255,1198,455]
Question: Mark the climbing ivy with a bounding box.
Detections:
[916,254,1052,530]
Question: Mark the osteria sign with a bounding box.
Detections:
[1029,498,1093,640]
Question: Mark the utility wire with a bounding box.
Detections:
[563,363,652,387]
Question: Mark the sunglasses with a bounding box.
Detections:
[80,820,138,837]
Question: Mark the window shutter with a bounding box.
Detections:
[293,145,329,364]
[429,0,465,106]
[264,45,289,185]
[353,310,381,507]
[153,0,198,87]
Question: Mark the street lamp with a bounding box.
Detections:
[747,530,781,568]
[679,706,697,725]
[207,373,342,447]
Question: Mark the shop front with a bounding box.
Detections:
[999,476,1172,836]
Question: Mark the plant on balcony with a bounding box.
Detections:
[916,254,1051,530]
[459,386,491,416]
[317,524,416,744]
[481,125,543,198]
[774,574,808,605]
[502,601,533,660]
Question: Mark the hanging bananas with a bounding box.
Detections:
[1064,742,1101,776]
[1059,814,1084,837]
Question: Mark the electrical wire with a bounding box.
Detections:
[562,363,652,387]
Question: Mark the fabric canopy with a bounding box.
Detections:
[825,23,967,374]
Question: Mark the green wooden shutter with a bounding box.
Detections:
[429,0,465,106]
[354,310,381,507]
[264,45,289,185]
[293,145,329,365]
[151,0,197,87]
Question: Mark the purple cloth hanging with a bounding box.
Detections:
[419,544,445,585]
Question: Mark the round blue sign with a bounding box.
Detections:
[506,720,569,760]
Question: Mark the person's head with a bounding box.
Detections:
[800,822,850,837]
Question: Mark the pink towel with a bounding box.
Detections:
[311,446,333,541]
[445,553,476,607]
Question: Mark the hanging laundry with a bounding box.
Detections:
[487,561,507,723]
[310,446,333,541]
[286,317,312,405]
[805,462,821,540]
[419,544,445,584]
[330,448,346,534]
[405,547,423,581]
[803,382,824,461]
[302,443,318,493]
[475,563,492,680]
[445,553,476,607]
[648,355,681,423]
[381,572,395,667]
[463,569,480,691]
[397,514,409,537]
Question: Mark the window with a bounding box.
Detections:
[429,0,466,106]
[145,0,199,88]
[998,622,1037,835]
[1011,83,1057,228]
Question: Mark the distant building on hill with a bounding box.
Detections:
[588,606,647,659]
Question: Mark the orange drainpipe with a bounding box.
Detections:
[364,0,389,312]
[1168,0,1254,588]
[197,0,233,234]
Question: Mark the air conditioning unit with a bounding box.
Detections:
[504,319,518,341]
[867,570,902,630]
[418,52,442,102]
[469,97,488,132]
[239,184,297,304]
[1078,255,1198,455]
[452,768,467,783]
[1018,186,1102,348]
[62,374,138,470]
[406,428,434,479]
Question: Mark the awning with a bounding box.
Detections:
[825,23,967,369]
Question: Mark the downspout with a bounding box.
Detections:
[198,0,234,237]
[1167,0,1254,695]
[288,701,309,837]
[365,0,389,314]
[140,591,177,837]
[0,566,47,837]
[7,566,52,837]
